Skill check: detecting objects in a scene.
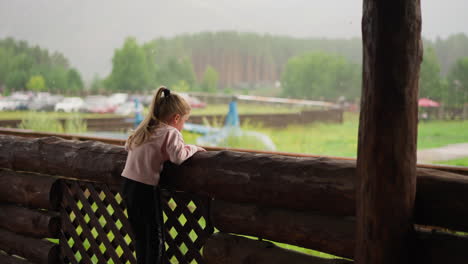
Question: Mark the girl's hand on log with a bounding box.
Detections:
[197,146,206,152]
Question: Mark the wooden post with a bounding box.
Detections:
[356,0,422,263]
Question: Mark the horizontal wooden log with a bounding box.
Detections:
[162,151,468,231]
[211,199,354,259]
[0,169,61,210]
[203,232,352,264]
[0,253,34,264]
[1,130,466,176]
[1,136,468,231]
[0,204,60,238]
[0,135,126,185]
[412,228,468,264]
[415,168,468,232]
[211,200,468,262]
[161,151,357,216]
[0,228,59,264]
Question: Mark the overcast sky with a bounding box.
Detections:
[1,0,467,80]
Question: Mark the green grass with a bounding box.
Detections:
[435,157,468,167]
[417,120,468,149]
[18,112,87,133]
[183,112,468,166]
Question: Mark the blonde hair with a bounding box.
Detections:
[126,86,191,149]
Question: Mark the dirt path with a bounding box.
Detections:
[417,143,468,163]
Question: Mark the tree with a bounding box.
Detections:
[67,68,84,93]
[0,37,77,93]
[172,80,190,93]
[446,57,468,107]
[107,37,151,92]
[44,66,68,93]
[90,74,106,94]
[281,52,361,100]
[200,65,219,93]
[5,71,28,90]
[419,47,443,100]
[26,75,46,92]
[155,56,197,89]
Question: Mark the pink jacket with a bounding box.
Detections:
[121,124,199,186]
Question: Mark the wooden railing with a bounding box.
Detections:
[0,130,468,263]
[0,108,343,132]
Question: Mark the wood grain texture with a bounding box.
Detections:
[0,169,61,210]
[356,0,422,263]
[0,204,60,238]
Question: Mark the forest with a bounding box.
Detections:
[0,38,83,95]
[1,32,468,106]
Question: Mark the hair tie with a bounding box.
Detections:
[163,88,171,97]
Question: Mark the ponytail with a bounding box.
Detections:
[126,86,191,149]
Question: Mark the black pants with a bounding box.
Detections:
[122,178,165,264]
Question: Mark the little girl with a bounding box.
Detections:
[121,86,205,264]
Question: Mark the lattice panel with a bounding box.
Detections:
[60,180,214,264]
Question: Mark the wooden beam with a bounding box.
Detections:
[0,204,60,238]
[0,228,59,264]
[1,136,467,231]
[415,168,468,232]
[413,228,468,263]
[211,200,468,263]
[0,169,61,210]
[0,135,126,185]
[1,130,467,176]
[161,151,357,216]
[203,232,352,264]
[0,253,34,264]
[211,199,355,258]
[162,151,468,232]
[356,0,422,263]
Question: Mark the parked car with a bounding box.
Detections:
[82,95,116,114]
[29,93,64,111]
[115,101,136,116]
[54,97,84,112]
[0,99,19,111]
[180,93,207,109]
[108,93,128,106]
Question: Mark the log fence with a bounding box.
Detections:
[0,108,343,132]
[0,133,467,263]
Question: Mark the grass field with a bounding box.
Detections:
[3,109,467,165]
[183,112,468,165]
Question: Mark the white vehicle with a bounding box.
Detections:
[108,93,128,106]
[0,99,19,111]
[54,97,84,112]
[114,101,136,116]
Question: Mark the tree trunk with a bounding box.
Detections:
[356,0,422,263]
